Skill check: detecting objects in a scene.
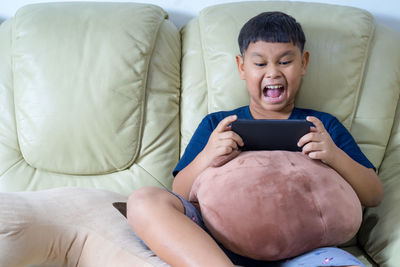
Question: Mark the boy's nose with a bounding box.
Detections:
[265,66,281,79]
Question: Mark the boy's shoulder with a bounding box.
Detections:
[200,106,251,130]
[293,107,345,133]
[293,107,338,122]
[206,105,251,121]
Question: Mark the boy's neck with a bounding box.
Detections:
[249,105,294,120]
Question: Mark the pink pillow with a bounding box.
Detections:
[189,151,362,261]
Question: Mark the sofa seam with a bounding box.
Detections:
[9,14,24,169]
[349,15,375,132]
[134,163,170,189]
[121,7,168,173]
[0,157,24,178]
[198,10,210,115]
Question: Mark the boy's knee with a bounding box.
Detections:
[127,187,160,226]
[127,187,182,216]
[128,186,161,211]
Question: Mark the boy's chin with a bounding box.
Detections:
[262,97,286,105]
[260,99,292,110]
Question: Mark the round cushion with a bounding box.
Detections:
[189,151,362,261]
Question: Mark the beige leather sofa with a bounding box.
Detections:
[0,1,399,266]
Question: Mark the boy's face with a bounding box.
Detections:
[236,41,309,119]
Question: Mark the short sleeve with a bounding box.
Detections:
[172,117,214,176]
[327,117,375,170]
[290,108,375,170]
[172,106,252,176]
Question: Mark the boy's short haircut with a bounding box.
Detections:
[238,11,306,55]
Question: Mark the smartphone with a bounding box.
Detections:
[231,119,311,151]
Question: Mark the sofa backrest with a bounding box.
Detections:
[1,2,400,196]
[180,1,400,171]
[0,3,181,194]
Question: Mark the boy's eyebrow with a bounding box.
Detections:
[249,50,296,58]
[279,50,296,58]
[249,52,265,58]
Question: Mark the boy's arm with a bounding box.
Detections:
[298,116,383,207]
[173,115,243,200]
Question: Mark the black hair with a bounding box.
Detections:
[238,11,306,55]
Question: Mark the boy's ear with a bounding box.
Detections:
[236,55,246,80]
[301,51,310,76]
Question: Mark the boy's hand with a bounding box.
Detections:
[297,116,339,165]
[202,115,244,167]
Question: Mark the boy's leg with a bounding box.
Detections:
[127,186,233,267]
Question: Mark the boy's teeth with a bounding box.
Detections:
[266,85,282,89]
[263,85,283,98]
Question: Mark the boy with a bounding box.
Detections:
[127,11,383,267]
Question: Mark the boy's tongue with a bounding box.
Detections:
[266,88,281,98]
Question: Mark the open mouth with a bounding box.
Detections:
[262,85,285,101]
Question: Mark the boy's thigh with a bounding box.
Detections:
[132,189,207,249]
[168,190,207,230]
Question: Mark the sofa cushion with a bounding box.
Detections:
[12,3,168,175]
[0,2,181,193]
[0,187,169,267]
[190,151,362,260]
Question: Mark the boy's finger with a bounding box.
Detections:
[306,116,325,131]
[233,132,244,147]
[216,115,238,132]
[298,131,321,148]
[309,126,318,132]
[297,132,312,147]
[221,130,244,147]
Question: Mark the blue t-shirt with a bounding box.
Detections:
[173,106,374,176]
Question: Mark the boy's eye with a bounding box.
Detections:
[255,63,266,67]
[279,61,291,65]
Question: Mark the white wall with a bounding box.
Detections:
[0,0,399,33]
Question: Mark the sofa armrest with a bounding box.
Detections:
[359,101,400,266]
